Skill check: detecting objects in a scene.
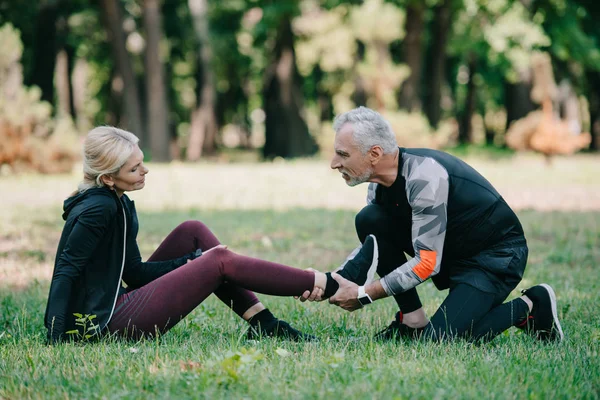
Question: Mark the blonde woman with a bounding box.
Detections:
[44,126,344,343]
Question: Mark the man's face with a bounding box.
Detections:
[330,123,373,187]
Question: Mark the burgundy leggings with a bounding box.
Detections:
[107,221,315,338]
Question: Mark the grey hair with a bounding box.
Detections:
[77,126,140,193]
[332,107,397,154]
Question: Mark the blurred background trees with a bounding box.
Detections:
[0,0,598,170]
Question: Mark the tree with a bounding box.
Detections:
[27,0,59,105]
[457,54,477,143]
[187,0,218,160]
[98,0,144,140]
[532,0,600,151]
[262,4,317,159]
[587,71,600,150]
[423,0,455,129]
[448,0,550,143]
[143,0,170,161]
[397,1,425,112]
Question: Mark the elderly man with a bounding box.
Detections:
[305,106,563,342]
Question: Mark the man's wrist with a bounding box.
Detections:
[357,285,373,306]
[365,280,387,301]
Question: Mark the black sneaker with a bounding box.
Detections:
[518,284,564,341]
[373,312,422,341]
[338,234,379,285]
[246,319,317,342]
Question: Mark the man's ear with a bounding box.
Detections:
[368,145,384,165]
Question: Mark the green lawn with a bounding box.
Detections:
[1,157,599,399]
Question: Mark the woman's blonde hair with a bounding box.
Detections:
[77,126,140,193]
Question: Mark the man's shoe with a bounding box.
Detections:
[247,319,317,342]
[373,312,422,341]
[338,234,379,285]
[517,283,564,341]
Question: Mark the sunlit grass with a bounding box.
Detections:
[1,156,599,399]
[1,153,599,215]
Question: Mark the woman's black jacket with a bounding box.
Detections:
[44,187,197,343]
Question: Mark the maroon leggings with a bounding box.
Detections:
[107,221,315,338]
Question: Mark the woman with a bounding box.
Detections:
[44,126,330,344]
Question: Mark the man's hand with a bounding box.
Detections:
[328,272,362,311]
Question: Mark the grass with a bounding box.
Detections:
[1,155,599,399]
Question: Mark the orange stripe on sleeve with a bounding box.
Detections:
[412,250,437,280]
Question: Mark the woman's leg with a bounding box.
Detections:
[108,247,317,339]
[145,220,262,317]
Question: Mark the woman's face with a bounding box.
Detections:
[111,145,149,196]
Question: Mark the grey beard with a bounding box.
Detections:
[345,168,373,187]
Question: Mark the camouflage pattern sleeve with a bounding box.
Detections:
[366,182,378,205]
[380,156,449,295]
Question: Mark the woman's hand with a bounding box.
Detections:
[187,245,227,263]
[296,269,326,302]
[204,244,227,254]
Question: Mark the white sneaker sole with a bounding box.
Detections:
[539,283,564,341]
[364,234,379,285]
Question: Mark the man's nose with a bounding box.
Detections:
[330,156,341,170]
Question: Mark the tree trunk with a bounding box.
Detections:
[397,2,425,112]
[458,56,477,144]
[504,67,537,132]
[54,49,71,117]
[28,2,59,105]
[587,71,600,151]
[143,0,170,161]
[262,15,317,159]
[99,0,145,144]
[65,43,77,120]
[424,0,453,128]
[187,0,218,161]
[54,19,77,121]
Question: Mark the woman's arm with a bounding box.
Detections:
[121,243,200,289]
[46,202,115,343]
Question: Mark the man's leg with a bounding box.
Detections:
[472,284,564,342]
[468,296,531,342]
[420,282,533,342]
[355,205,426,328]
[423,283,499,340]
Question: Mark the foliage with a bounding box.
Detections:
[65,313,100,341]
[448,0,550,113]
[1,0,600,161]
[0,23,79,173]
[294,0,409,114]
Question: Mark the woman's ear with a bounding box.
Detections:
[100,174,115,188]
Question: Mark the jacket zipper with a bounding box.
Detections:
[105,202,127,328]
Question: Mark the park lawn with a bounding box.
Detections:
[0,156,599,399]
[0,207,599,399]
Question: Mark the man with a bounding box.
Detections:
[303,106,563,342]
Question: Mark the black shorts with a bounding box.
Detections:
[432,237,528,304]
